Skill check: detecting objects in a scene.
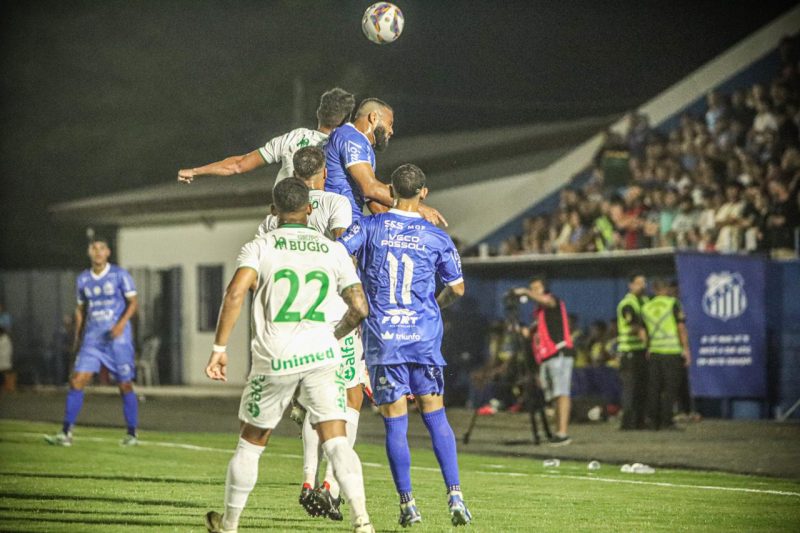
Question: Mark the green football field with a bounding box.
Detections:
[1,420,798,532]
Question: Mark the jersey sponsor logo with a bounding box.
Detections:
[703,271,747,322]
[379,330,421,342]
[297,136,310,148]
[285,239,329,253]
[103,282,115,296]
[245,375,265,418]
[269,346,336,372]
[381,308,419,326]
[273,235,288,249]
[380,234,427,251]
[92,286,101,296]
[341,335,357,381]
[346,140,363,163]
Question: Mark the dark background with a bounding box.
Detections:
[1,0,797,268]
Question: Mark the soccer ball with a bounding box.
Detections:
[361,2,404,45]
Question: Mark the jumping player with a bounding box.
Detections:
[338,164,472,527]
[257,146,368,520]
[324,98,447,226]
[178,88,355,186]
[45,238,139,446]
[204,178,374,533]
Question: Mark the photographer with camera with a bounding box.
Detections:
[513,275,574,446]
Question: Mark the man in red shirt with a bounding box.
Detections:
[515,275,574,446]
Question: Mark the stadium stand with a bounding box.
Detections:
[493,34,800,259]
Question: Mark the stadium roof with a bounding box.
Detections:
[50,115,615,227]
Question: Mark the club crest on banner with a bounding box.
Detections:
[702,271,747,322]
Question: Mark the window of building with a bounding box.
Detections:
[197,265,224,332]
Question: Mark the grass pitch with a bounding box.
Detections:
[0,419,798,532]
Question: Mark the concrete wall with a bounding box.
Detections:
[118,218,261,385]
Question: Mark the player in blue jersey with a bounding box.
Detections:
[45,237,139,446]
[338,164,472,527]
[325,98,447,227]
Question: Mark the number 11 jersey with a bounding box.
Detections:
[237,225,362,376]
[338,209,463,367]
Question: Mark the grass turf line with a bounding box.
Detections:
[0,420,798,532]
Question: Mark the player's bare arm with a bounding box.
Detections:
[72,303,86,354]
[436,281,465,310]
[349,163,448,225]
[331,227,347,240]
[333,283,369,340]
[109,295,138,339]
[206,266,258,381]
[178,150,265,183]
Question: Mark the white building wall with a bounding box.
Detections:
[118,218,261,385]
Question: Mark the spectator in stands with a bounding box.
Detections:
[672,195,700,248]
[730,89,755,128]
[742,185,769,252]
[715,182,746,252]
[705,91,728,133]
[765,178,800,258]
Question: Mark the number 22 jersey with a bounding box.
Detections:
[338,209,463,367]
[237,225,362,376]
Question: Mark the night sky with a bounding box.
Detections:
[1,0,797,268]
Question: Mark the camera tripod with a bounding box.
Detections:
[462,318,552,445]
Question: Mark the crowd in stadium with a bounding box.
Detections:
[495,35,800,259]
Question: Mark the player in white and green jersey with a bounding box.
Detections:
[257,146,367,520]
[177,88,355,186]
[203,178,374,533]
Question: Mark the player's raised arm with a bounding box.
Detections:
[206,265,258,381]
[178,150,265,183]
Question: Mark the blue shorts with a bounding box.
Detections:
[369,363,445,406]
[74,340,136,383]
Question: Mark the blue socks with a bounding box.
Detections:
[421,407,461,492]
[383,414,412,496]
[63,389,84,434]
[121,390,138,436]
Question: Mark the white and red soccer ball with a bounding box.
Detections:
[361,2,404,45]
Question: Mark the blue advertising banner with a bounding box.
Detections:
[675,253,767,398]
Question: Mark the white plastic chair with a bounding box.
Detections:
[136,337,161,386]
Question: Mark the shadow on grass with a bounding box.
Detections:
[0,471,217,485]
[0,514,199,527]
[0,492,204,509]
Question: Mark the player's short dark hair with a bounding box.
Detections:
[354,97,393,119]
[292,146,325,180]
[89,236,110,247]
[391,164,426,199]
[317,87,356,128]
[272,177,310,213]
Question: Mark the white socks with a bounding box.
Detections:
[222,438,265,531]
[325,407,360,498]
[302,415,322,487]
[321,435,368,526]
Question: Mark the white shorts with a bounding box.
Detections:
[340,328,368,390]
[239,364,347,429]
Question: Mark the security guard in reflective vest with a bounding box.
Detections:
[641,278,690,430]
[616,273,649,430]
